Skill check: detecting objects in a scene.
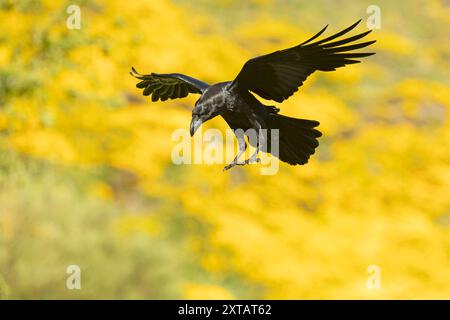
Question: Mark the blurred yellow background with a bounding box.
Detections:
[0,0,449,299]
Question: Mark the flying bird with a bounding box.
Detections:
[131,20,376,170]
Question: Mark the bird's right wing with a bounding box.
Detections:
[130,67,210,102]
[231,20,375,103]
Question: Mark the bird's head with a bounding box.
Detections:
[190,97,220,137]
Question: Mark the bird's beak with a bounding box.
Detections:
[190,116,202,137]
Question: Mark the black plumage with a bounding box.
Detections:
[131,20,376,170]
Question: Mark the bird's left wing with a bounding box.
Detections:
[130,67,209,102]
[231,20,376,103]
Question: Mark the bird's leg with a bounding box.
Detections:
[223,130,247,171]
[244,152,261,164]
[244,128,264,164]
[223,151,246,171]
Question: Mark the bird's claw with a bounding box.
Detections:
[223,157,261,171]
[223,161,246,171]
[245,157,261,164]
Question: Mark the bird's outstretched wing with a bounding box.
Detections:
[232,20,376,103]
[130,67,209,102]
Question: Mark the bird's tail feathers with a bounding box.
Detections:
[265,114,322,165]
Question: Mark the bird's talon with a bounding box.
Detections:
[245,157,261,164]
[223,164,234,171]
[223,161,247,171]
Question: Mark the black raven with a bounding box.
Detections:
[131,20,375,170]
